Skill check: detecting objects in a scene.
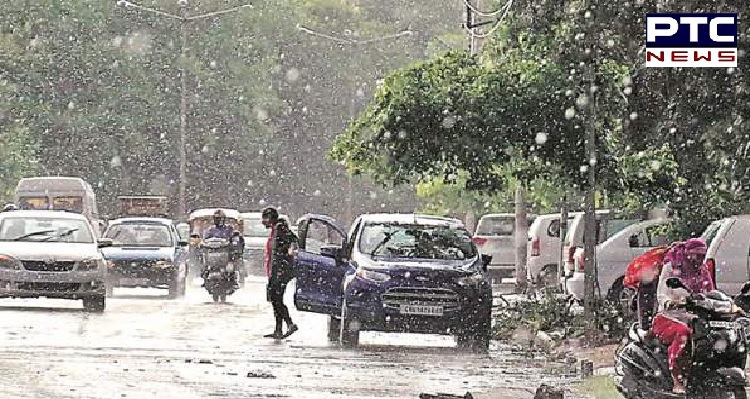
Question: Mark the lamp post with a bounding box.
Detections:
[116,0,252,218]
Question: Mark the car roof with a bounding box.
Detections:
[357,213,465,227]
[189,208,241,220]
[0,210,87,220]
[480,213,537,219]
[109,217,174,225]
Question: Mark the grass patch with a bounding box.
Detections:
[574,375,622,399]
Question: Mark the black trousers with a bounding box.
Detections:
[267,279,292,331]
[637,280,658,330]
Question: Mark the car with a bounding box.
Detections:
[473,213,536,283]
[527,212,581,287]
[240,212,289,275]
[0,210,110,312]
[566,218,674,305]
[292,213,493,351]
[703,215,750,296]
[100,218,188,299]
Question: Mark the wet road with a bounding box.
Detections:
[0,277,582,399]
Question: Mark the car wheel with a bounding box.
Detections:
[457,316,491,353]
[339,301,360,347]
[168,271,180,299]
[83,295,106,313]
[327,316,341,342]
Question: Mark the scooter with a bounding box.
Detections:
[200,237,241,303]
[614,278,750,399]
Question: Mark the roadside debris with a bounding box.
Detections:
[419,393,473,399]
[533,384,564,399]
[246,371,276,379]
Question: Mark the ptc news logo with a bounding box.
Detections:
[646,13,738,68]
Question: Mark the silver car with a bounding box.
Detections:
[0,210,110,311]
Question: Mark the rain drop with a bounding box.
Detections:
[564,108,576,119]
[286,68,300,82]
[629,112,638,120]
[441,115,457,129]
[535,132,548,145]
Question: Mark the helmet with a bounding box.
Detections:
[213,210,226,226]
[262,207,279,221]
[2,203,17,212]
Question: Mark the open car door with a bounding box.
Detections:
[293,214,349,315]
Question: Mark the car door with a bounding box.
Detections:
[293,214,349,315]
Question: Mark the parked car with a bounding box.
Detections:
[101,218,188,299]
[292,213,493,351]
[0,210,110,311]
[703,215,750,296]
[240,212,289,276]
[567,218,674,304]
[527,212,581,287]
[561,210,641,281]
[473,213,536,283]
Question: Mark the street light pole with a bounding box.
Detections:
[116,0,252,219]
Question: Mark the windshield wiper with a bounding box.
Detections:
[39,228,79,242]
[370,232,395,256]
[12,230,56,241]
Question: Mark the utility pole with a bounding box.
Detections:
[178,4,188,219]
[116,0,252,219]
[514,185,528,294]
[467,0,484,54]
[558,194,569,292]
[582,5,599,330]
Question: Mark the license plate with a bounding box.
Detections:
[709,321,740,329]
[120,277,149,285]
[400,305,444,316]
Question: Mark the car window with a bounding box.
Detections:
[359,223,476,260]
[631,223,672,247]
[243,218,268,237]
[475,217,514,236]
[104,223,174,247]
[701,220,724,248]
[0,216,94,243]
[304,219,342,255]
[547,219,561,238]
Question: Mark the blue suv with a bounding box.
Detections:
[293,213,493,351]
[101,218,188,299]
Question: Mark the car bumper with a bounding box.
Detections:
[0,269,106,298]
[565,272,584,300]
[344,278,492,334]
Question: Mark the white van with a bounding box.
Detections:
[14,177,103,237]
[526,212,581,286]
[703,215,750,296]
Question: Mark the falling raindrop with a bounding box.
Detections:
[441,115,457,129]
[286,68,300,82]
[629,112,638,120]
[564,108,576,119]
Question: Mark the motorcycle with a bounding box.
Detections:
[200,236,242,303]
[614,278,750,399]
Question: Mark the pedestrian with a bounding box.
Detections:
[262,207,299,339]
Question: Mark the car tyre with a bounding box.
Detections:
[339,301,360,347]
[457,313,491,353]
[168,270,181,299]
[327,316,341,342]
[83,295,106,313]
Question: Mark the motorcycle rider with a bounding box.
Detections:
[651,238,715,394]
[202,210,241,289]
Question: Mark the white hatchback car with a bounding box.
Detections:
[526,212,581,287]
[703,215,750,296]
[0,210,110,311]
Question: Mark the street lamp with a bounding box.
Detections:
[116,0,252,219]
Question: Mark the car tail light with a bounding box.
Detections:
[473,237,488,246]
[567,246,576,263]
[530,237,541,256]
[577,250,585,271]
[705,258,716,286]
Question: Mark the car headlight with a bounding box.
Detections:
[77,259,104,271]
[155,260,174,268]
[355,268,390,283]
[456,273,485,286]
[0,254,21,270]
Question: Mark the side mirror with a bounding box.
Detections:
[628,235,639,248]
[741,282,750,296]
[320,245,343,260]
[98,238,113,248]
[666,277,687,290]
[481,254,492,272]
[178,240,188,247]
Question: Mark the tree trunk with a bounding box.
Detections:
[515,185,528,294]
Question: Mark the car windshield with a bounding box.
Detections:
[105,223,173,247]
[0,217,93,243]
[359,223,477,260]
[243,218,268,237]
[701,220,724,248]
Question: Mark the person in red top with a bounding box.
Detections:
[262,207,299,339]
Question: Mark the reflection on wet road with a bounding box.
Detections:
[0,278,581,399]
